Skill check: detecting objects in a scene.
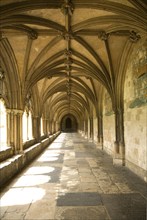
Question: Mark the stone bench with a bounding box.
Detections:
[0,131,61,187]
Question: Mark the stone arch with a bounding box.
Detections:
[61,114,78,132]
[0,98,7,148]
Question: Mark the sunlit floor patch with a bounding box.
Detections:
[13,175,51,187]
[24,166,55,175]
[0,187,45,206]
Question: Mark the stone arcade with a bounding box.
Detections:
[0,0,147,219]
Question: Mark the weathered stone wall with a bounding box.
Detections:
[124,40,147,180]
[93,117,98,143]
[103,91,115,154]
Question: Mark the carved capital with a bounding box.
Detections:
[61,0,74,16]
[11,109,23,115]
[98,31,109,41]
[129,31,140,43]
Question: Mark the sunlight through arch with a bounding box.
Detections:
[41,117,44,136]
[23,110,33,142]
[0,99,7,149]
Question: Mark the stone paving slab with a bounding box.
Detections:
[57,192,102,206]
[0,133,146,220]
[55,206,110,220]
[101,193,147,220]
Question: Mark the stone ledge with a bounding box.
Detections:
[126,159,147,182]
[0,132,60,187]
[0,147,13,162]
[23,138,37,150]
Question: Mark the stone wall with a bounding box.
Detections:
[103,91,115,154]
[93,117,98,143]
[124,40,147,180]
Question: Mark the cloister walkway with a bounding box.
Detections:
[0,133,146,220]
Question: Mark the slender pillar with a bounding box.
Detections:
[118,108,125,165]
[90,117,93,140]
[7,109,23,154]
[97,114,103,148]
[43,118,47,135]
[113,107,125,165]
[46,118,50,135]
[49,120,53,135]
[32,116,41,142]
[114,110,119,154]
[6,109,11,146]
[17,111,23,152]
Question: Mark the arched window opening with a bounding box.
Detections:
[23,110,33,142]
[0,99,7,149]
[41,117,44,136]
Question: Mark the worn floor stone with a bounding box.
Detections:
[0,133,146,220]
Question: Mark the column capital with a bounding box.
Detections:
[6,108,23,114]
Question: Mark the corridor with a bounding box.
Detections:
[0,133,146,220]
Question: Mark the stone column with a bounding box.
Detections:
[87,118,91,139]
[52,121,56,134]
[97,114,103,148]
[89,117,93,140]
[80,119,84,135]
[43,118,47,135]
[32,116,41,142]
[85,119,88,138]
[46,118,50,135]
[10,110,15,152]
[114,110,119,154]
[118,108,125,165]
[8,109,23,154]
[6,109,11,146]
[17,110,23,153]
[81,120,84,133]
[56,121,59,132]
[49,120,53,135]
[113,108,125,166]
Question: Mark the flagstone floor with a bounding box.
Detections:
[0,133,147,220]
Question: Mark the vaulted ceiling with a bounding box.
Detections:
[0,0,146,122]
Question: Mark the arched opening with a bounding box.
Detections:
[61,114,78,132]
[41,117,44,136]
[66,117,72,129]
[23,110,33,142]
[0,99,7,149]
